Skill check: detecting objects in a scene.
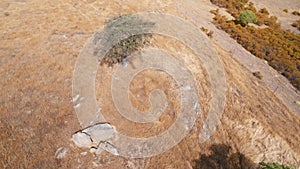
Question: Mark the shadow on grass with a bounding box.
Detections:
[194,144,257,169]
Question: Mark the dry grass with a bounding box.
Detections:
[1,0,300,168]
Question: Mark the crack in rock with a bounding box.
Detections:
[72,132,93,148]
[71,123,117,155]
[82,123,115,144]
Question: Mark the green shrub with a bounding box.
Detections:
[237,10,257,26]
[96,14,155,66]
[102,34,152,66]
[258,162,296,169]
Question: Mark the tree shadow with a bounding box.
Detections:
[194,144,258,169]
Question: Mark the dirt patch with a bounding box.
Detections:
[95,34,210,140]
[96,67,181,138]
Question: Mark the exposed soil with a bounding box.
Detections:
[251,0,300,34]
[0,0,299,169]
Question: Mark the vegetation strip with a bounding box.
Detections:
[210,0,300,90]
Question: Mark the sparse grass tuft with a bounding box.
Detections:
[259,8,269,15]
[291,11,300,16]
[291,19,300,30]
[200,27,214,38]
[253,71,263,80]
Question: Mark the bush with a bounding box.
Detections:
[258,162,296,169]
[291,19,300,30]
[259,8,269,15]
[96,14,155,66]
[207,30,214,38]
[292,11,300,16]
[237,10,257,26]
[200,27,214,38]
[253,71,263,80]
[102,34,152,66]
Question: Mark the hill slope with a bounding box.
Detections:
[0,0,299,168]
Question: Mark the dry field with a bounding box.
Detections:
[0,0,300,168]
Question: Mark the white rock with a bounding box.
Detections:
[180,85,191,91]
[72,132,92,148]
[72,94,80,102]
[74,103,81,109]
[82,123,115,144]
[98,141,118,156]
[95,147,104,155]
[55,147,68,159]
[89,147,97,154]
[80,152,87,156]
